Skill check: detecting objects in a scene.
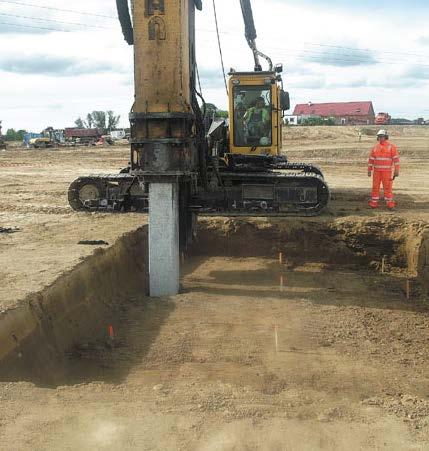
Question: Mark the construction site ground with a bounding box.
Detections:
[1,126,429,449]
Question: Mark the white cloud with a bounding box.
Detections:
[290,76,326,89]
[0,55,124,76]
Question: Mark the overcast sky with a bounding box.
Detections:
[1,0,429,131]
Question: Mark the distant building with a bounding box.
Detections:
[284,115,299,126]
[293,101,375,125]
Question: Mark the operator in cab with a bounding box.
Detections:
[243,97,270,145]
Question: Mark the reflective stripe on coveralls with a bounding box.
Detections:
[371,172,393,202]
[368,142,400,172]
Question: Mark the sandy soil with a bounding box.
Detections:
[1,126,429,449]
[284,125,429,219]
[1,255,429,449]
[0,147,144,309]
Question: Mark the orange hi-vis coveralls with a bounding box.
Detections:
[368,140,400,209]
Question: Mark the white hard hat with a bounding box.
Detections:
[377,129,388,136]
[259,137,270,146]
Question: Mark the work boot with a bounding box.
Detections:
[369,200,378,209]
[387,201,396,210]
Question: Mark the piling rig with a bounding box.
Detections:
[68,0,329,223]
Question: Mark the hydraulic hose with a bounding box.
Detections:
[116,0,134,45]
[239,0,273,71]
[239,0,257,42]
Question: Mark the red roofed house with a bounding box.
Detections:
[293,101,375,125]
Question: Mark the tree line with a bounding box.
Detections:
[75,111,121,133]
[4,129,27,141]
[2,105,227,142]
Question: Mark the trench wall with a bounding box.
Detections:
[193,218,429,285]
[0,226,148,380]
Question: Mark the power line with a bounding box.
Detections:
[0,12,113,29]
[196,28,429,62]
[304,42,429,61]
[0,0,117,19]
[197,36,429,69]
[273,49,429,69]
[0,20,69,32]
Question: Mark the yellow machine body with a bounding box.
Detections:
[228,71,283,157]
[68,0,330,217]
[132,0,192,116]
[129,0,197,174]
[29,137,52,148]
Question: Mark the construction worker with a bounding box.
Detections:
[243,96,270,145]
[368,129,400,209]
[244,97,270,125]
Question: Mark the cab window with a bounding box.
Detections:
[233,86,272,147]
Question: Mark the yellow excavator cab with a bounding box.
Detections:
[228,70,289,157]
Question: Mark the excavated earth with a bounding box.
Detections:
[0,126,429,450]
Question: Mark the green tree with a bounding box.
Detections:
[5,129,27,141]
[75,110,121,133]
[91,111,107,132]
[204,103,228,120]
[301,117,335,126]
[86,113,94,129]
[75,117,85,128]
[107,110,121,131]
[205,103,217,115]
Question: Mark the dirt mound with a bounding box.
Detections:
[284,125,429,143]
[284,126,360,142]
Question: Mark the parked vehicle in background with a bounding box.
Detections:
[64,128,101,146]
[26,128,65,149]
[28,136,54,149]
[110,130,126,140]
[96,136,114,146]
[23,132,43,148]
[375,112,391,125]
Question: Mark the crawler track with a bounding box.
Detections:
[68,166,329,217]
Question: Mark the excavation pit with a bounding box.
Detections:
[0,217,428,387]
